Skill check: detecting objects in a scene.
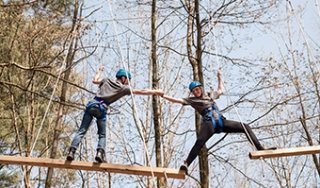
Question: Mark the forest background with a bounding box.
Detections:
[0,0,319,187]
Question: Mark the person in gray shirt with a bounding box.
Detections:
[67,65,164,163]
[161,69,275,174]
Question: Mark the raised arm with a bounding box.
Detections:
[216,69,224,97]
[132,89,164,96]
[92,65,104,85]
[162,94,186,105]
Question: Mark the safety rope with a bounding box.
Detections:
[215,60,257,150]
[163,169,168,182]
[106,0,157,186]
[30,38,75,155]
[287,0,319,72]
[211,26,257,150]
[223,82,257,150]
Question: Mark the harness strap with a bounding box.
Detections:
[204,103,224,132]
[94,96,110,106]
[85,97,109,120]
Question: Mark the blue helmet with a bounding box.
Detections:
[189,81,202,91]
[116,69,132,80]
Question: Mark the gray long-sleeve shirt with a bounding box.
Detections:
[96,78,131,104]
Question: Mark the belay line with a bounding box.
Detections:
[106,0,158,185]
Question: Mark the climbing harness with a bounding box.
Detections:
[202,103,224,133]
[85,96,109,120]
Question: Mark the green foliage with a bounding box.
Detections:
[0,1,81,187]
[0,168,19,187]
[0,4,66,152]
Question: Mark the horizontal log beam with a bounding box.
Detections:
[249,145,320,160]
[0,155,185,179]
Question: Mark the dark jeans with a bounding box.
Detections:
[70,99,107,151]
[185,119,264,165]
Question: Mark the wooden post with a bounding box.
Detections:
[0,155,185,179]
[249,145,320,160]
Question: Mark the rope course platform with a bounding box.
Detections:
[249,145,320,160]
[0,155,185,179]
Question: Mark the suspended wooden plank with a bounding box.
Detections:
[249,145,320,160]
[0,155,185,179]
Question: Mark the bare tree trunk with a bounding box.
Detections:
[10,88,31,188]
[285,1,320,176]
[45,2,80,187]
[310,68,320,175]
[151,0,166,187]
[185,0,208,187]
[194,1,208,187]
[295,62,320,177]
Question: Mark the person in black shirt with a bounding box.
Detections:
[161,70,275,173]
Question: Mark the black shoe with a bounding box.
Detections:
[95,149,105,163]
[258,146,277,151]
[66,148,76,161]
[179,161,188,175]
[265,147,277,150]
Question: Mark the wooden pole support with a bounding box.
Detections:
[0,155,185,179]
[249,145,320,160]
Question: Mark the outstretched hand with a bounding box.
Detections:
[154,89,164,96]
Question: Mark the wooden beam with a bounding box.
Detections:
[249,145,320,160]
[0,155,185,179]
